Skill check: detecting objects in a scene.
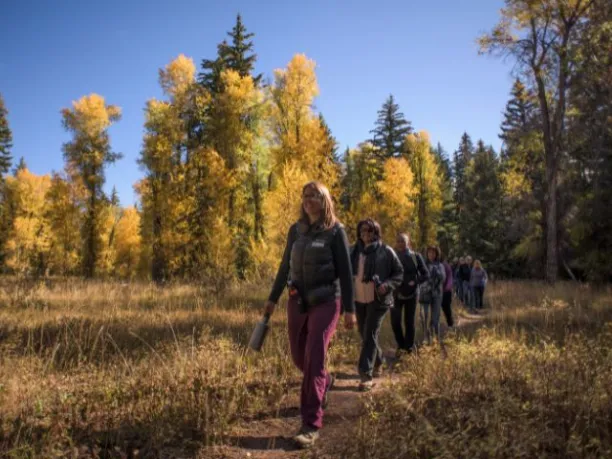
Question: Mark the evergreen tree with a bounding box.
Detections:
[461,141,502,265]
[198,14,261,93]
[433,143,457,258]
[0,94,12,177]
[500,78,537,153]
[453,132,474,232]
[13,157,27,175]
[370,95,412,159]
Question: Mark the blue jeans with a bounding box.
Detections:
[420,294,442,342]
[462,281,471,306]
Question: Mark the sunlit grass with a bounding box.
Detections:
[0,278,610,457]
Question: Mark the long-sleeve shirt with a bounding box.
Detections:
[442,262,453,292]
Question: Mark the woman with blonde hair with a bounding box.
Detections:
[470,259,488,311]
[264,181,355,449]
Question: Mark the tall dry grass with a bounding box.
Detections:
[0,278,610,458]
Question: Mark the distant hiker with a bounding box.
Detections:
[264,181,356,449]
[391,233,429,356]
[441,252,455,328]
[452,257,460,298]
[470,259,488,311]
[419,246,446,345]
[351,219,403,392]
[458,256,472,307]
[456,257,466,301]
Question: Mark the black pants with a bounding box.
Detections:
[473,286,485,309]
[441,291,454,327]
[390,296,417,351]
[355,301,388,380]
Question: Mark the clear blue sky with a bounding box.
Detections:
[1,0,513,206]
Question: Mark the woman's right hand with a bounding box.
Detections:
[264,300,276,316]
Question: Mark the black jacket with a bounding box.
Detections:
[351,243,404,307]
[268,220,355,313]
[458,264,472,282]
[395,250,430,298]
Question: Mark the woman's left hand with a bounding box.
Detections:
[377,283,388,295]
[344,313,357,330]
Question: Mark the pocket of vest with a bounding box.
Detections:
[305,285,337,308]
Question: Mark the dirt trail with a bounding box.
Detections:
[203,311,485,459]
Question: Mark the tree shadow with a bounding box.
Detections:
[228,435,299,452]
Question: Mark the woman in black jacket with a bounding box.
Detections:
[391,233,429,356]
[264,181,355,449]
[351,219,404,391]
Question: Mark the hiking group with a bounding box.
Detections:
[263,181,488,449]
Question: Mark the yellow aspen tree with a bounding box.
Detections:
[377,157,416,241]
[46,173,82,275]
[4,169,51,275]
[404,131,442,251]
[113,206,142,279]
[61,94,121,278]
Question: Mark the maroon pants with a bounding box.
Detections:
[287,297,341,429]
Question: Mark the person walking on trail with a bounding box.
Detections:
[351,219,403,392]
[391,233,429,357]
[451,257,460,298]
[470,259,488,311]
[264,181,356,449]
[441,252,455,329]
[458,256,472,307]
[456,257,465,303]
[419,246,446,345]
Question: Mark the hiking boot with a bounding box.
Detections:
[294,425,319,449]
[358,379,374,392]
[322,373,335,409]
[373,364,383,378]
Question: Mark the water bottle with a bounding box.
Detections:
[248,312,271,352]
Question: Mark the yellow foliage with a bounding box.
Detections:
[113,207,141,279]
[404,131,442,249]
[62,94,121,138]
[259,162,309,271]
[159,54,196,99]
[46,174,82,275]
[377,157,416,241]
[269,54,338,188]
[4,169,52,275]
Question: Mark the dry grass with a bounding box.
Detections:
[0,278,610,458]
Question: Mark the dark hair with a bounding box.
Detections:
[426,245,441,262]
[357,219,381,242]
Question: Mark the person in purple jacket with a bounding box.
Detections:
[440,252,455,328]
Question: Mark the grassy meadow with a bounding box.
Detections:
[0,278,610,458]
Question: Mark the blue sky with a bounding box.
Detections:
[1,0,513,206]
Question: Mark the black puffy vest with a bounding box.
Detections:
[289,221,340,308]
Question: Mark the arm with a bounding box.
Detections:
[384,247,404,292]
[267,224,297,304]
[331,226,355,314]
[416,254,430,284]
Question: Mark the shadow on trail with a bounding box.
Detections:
[228,435,299,452]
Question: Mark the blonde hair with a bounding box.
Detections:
[474,260,482,269]
[300,181,338,230]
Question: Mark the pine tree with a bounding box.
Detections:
[433,143,457,258]
[453,132,474,233]
[223,14,262,84]
[370,95,412,160]
[461,141,502,265]
[0,94,12,177]
[199,14,261,93]
[500,78,537,153]
[13,157,27,175]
